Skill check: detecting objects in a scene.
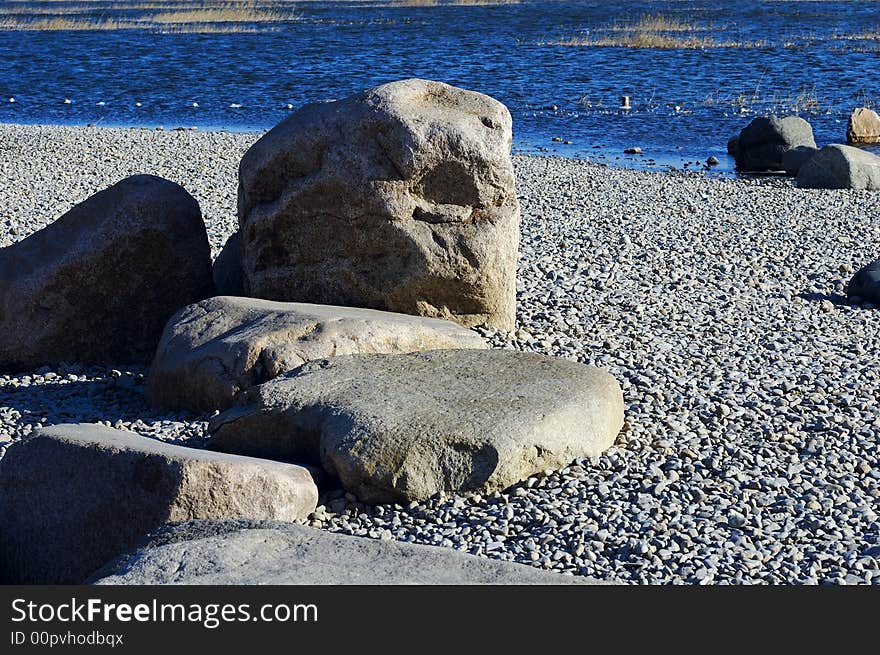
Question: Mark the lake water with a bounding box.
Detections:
[0,0,878,173]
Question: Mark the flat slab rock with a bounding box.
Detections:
[147,296,487,413]
[91,520,596,585]
[209,349,624,504]
[0,424,317,584]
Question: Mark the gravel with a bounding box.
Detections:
[1,123,879,584]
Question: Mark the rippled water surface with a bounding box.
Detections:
[0,1,878,172]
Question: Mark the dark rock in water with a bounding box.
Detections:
[727,136,739,156]
[237,78,520,332]
[796,144,880,190]
[624,147,642,154]
[706,156,720,166]
[0,175,214,369]
[781,145,819,176]
[213,231,244,296]
[847,260,880,303]
[735,116,816,171]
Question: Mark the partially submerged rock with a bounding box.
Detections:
[796,144,880,190]
[847,260,880,303]
[208,349,624,504]
[147,296,488,413]
[91,520,595,585]
[0,175,214,369]
[237,78,520,331]
[846,108,880,145]
[735,116,816,172]
[0,424,317,584]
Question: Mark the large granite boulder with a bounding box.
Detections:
[735,116,816,171]
[847,108,880,145]
[91,520,595,585]
[796,144,880,190]
[847,260,880,303]
[0,424,317,584]
[0,175,214,369]
[237,78,520,331]
[147,296,488,413]
[208,349,624,504]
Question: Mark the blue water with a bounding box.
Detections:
[0,0,879,173]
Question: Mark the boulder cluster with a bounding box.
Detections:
[0,79,624,583]
[729,109,880,305]
[729,108,880,190]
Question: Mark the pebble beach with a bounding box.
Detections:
[1,123,878,584]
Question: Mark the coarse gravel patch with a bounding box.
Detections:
[1,123,879,584]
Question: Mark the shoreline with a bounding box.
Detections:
[1,122,878,584]
[0,119,742,175]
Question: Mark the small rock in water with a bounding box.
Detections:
[624,147,642,155]
[706,156,720,166]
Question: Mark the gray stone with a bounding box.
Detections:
[781,145,818,176]
[91,520,596,584]
[847,260,880,303]
[0,175,213,369]
[237,78,520,331]
[147,296,488,413]
[847,108,880,145]
[735,116,816,171]
[208,349,624,504]
[0,424,317,584]
[796,144,880,190]
[213,231,244,296]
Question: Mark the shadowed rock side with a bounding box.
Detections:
[0,175,214,369]
[237,78,520,331]
[91,520,598,585]
[208,349,624,504]
[796,144,880,190]
[0,424,317,584]
[147,296,488,413]
[213,231,245,296]
[847,259,880,303]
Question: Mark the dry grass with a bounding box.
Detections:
[607,13,697,33]
[550,12,765,50]
[0,1,299,32]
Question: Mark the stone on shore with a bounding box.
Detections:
[781,145,818,176]
[0,424,317,584]
[734,116,816,171]
[846,108,880,145]
[847,259,880,303]
[91,520,595,585]
[796,144,880,190]
[213,231,244,296]
[0,175,214,369]
[147,296,488,413]
[208,349,624,504]
[237,78,520,331]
